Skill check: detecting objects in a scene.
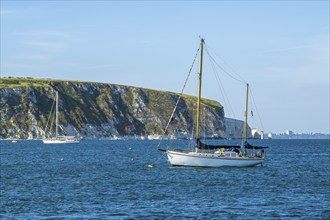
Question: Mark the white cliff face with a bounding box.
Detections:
[79,123,119,140]
[1,80,250,140]
[223,118,252,139]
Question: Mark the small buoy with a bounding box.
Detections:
[60,158,64,161]
[148,164,154,168]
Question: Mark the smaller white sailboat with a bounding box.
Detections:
[158,38,267,167]
[42,91,79,144]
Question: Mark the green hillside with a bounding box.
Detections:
[0,77,224,139]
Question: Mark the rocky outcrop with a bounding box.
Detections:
[1,78,249,140]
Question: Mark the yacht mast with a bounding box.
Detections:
[243,83,249,154]
[55,91,58,139]
[196,38,204,142]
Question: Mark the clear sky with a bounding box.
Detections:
[1,1,329,134]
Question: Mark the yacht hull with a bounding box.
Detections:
[167,150,263,167]
[42,139,79,144]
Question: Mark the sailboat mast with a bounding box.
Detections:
[196,38,204,141]
[55,91,58,139]
[243,83,249,144]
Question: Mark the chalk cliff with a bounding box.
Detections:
[0,78,250,140]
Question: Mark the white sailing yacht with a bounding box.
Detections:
[158,38,267,167]
[42,91,79,144]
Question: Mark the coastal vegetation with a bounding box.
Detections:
[0,77,226,139]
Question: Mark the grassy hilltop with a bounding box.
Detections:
[0,77,221,107]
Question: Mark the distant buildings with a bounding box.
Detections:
[251,128,329,139]
[272,131,329,139]
[285,130,294,136]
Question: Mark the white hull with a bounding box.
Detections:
[167,150,264,167]
[42,139,79,144]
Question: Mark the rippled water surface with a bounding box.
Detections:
[1,139,329,219]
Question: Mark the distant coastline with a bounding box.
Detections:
[1,77,328,141]
[268,129,329,139]
[2,134,329,141]
[271,132,330,140]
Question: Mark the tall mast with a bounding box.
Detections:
[196,38,204,141]
[55,91,58,139]
[243,83,249,153]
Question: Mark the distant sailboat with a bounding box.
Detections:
[42,91,79,144]
[158,38,267,167]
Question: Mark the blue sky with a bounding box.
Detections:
[1,1,329,134]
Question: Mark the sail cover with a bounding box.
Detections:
[196,138,240,150]
[244,141,268,149]
[196,139,268,150]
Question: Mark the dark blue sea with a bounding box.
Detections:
[1,139,329,219]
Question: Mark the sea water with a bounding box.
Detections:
[1,139,329,219]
